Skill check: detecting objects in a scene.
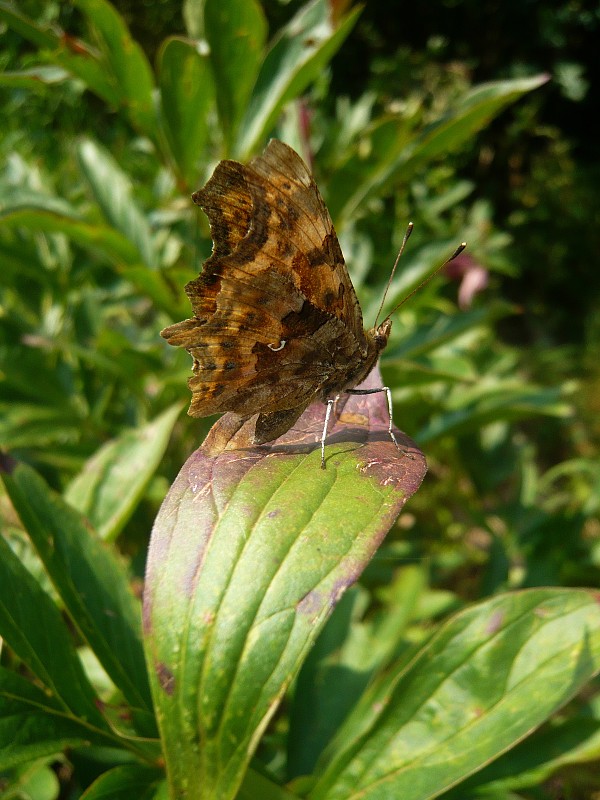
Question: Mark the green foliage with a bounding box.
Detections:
[1,1,598,799]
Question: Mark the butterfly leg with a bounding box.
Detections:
[320,395,340,469]
[346,386,412,457]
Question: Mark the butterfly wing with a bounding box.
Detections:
[162,264,362,417]
[161,140,370,436]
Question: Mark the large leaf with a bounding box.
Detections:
[64,404,182,542]
[158,37,216,187]
[288,567,429,779]
[143,367,427,800]
[0,458,154,725]
[235,0,362,159]
[441,699,600,796]
[307,589,600,799]
[204,0,267,151]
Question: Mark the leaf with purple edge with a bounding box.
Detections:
[143,365,426,800]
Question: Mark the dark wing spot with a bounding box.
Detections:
[281,299,330,337]
[224,361,237,370]
[306,247,324,268]
[323,232,344,267]
[323,289,335,309]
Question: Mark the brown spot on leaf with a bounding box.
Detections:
[156,662,175,695]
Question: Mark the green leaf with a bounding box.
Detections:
[2,759,60,800]
[442,700,600,796]
[64,404,182,541]
[158,37,215,187]
[0,667,93,770]
[183,0,206,39]
[75,0,157,137]
[0,65,71,87]
[0,206,141,265]
[288,567,428,778]
[0,2,57,49]
[204,0,267,151]
[416,382,572,443]
[77,139,158,268]
[328,74,549,227]
[0,2,119,104]
[80,764,165,799]
[0,533,109,731]
[235,0,362,159]
[237,769,302,800]
[308,589,600,799]
[143,368,426,800]
[0,459,154,724]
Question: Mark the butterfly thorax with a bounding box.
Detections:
[318,318,392,401]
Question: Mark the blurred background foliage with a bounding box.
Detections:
[1,0,600,794]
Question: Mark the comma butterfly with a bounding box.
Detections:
[161,140,464,467]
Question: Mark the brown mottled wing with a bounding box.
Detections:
[161,139,369,433]
[161,262,362,419]
[192,139,366,337]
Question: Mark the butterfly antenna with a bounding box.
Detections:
[373,222,414,329]
[379,239,467,325]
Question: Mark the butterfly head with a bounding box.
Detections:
[371,318,392,351]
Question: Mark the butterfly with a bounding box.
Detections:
[161,140,464,467]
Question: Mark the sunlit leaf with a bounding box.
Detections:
[204,0,266,151]
[158,37,216,187]
[1,458,154,725]
[144,367,426,800]
[308,589,600,800]
[235,0,362,158]
[64,404,181,541]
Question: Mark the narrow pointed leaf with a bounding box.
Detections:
[0,66,71,87]
[1,458,153,720]
[0,3,57,48]
[0,667,100,770]
[0,205,140,265]
[237,769,302,800]
[236,0,362,159]
[328,74,549,226]
[204,0,266,150]
[308,589,600,800]
[64,404,182,542]
[80,764,166,800]
[0,3,119,104]
[0,533,109,730]
[143,367,426,800]
[158,37,216,187]
[75,0,156,137]
[77,139,157,268]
